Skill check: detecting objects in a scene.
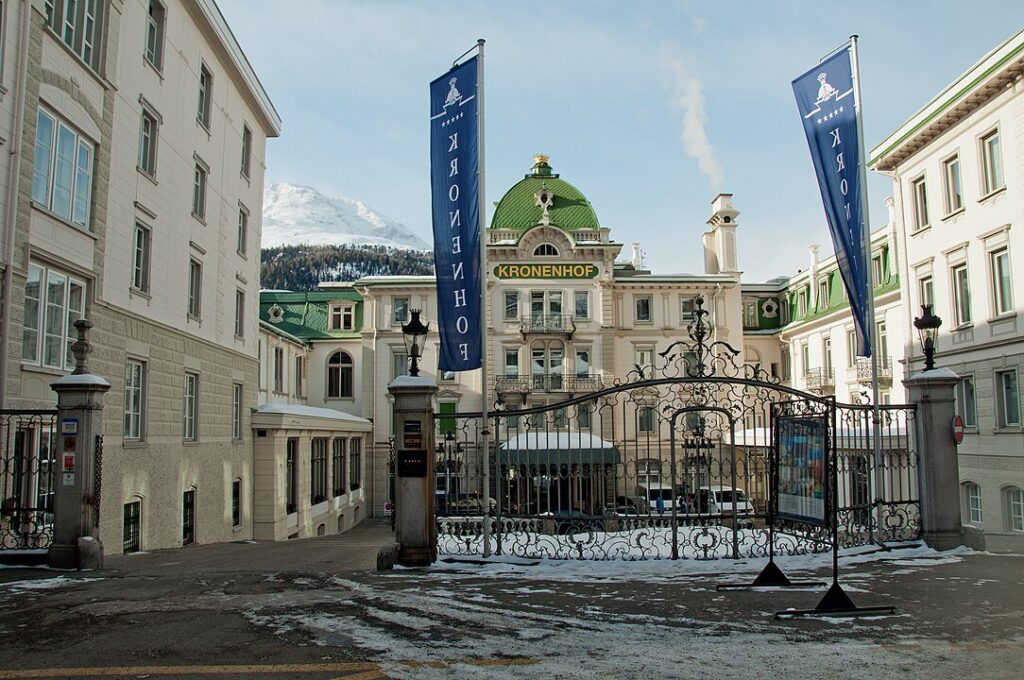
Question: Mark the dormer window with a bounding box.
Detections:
[534,244,558,257]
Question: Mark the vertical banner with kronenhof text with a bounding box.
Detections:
[430,56,481,371]
[793,46,872,357]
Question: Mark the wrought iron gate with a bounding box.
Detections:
[433,301,919,560]
[0,410,59,551]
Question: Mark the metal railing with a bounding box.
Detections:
[848,356,893,385]
[520,314,576,336]
[495,374,604,393]
[804,367,835,391]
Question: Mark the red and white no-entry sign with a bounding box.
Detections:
[952,415,965,445]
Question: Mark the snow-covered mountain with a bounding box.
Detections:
[262,183,430,250]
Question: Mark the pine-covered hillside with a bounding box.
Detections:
[260,244,435,291]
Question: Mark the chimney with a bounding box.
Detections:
[808,244,820,307]
[632,242,642,269]
[705,193,740,274]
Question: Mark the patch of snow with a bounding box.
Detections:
[3,576,102,591]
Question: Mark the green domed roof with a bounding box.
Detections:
[490,156,600,232]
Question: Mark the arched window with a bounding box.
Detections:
[534,243,558,257]
[1003,486,1023,532]
[962,481,982,525]
[327,351,353,398]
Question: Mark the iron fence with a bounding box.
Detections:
[0,410,59,551]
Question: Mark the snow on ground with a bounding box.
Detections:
[1,576,102,591]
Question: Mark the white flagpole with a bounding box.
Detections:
[850,35,884,543]
[475,38,492,557]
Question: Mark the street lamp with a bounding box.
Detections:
[401,309,430,377]
[913,304,942,371]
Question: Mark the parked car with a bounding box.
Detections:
[540,508,604,535]
[697,486,755,527]
[436,492,496,516]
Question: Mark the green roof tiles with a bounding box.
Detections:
[490,156,600,232]
[260,290,363,340]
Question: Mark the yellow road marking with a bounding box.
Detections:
[0,658,539,678]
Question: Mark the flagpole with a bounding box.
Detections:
[475,38,492,558]
[850,35,883,544]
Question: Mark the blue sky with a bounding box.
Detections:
[218,1,1024,281]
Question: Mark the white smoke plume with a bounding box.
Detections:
[661,44,724,191]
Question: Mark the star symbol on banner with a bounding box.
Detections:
[440,111,466,128]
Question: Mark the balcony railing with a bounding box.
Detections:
[804,367,835,393]
[520,314,576,338]
[495,373,603,393]
[847,356,893,386]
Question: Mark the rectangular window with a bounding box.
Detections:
[45,0,102,71]
[182,489,194,546]
[392,349,407,379]
[138,107,158,177]
[743,300,757,327]
[183,372,199,441]
[577,402,592,429]
[818,279,829,307]
[638,406,655,433]
[952,264,971,326]
[311,438,328,504]
[797,289,808,316]
[273,347,283,393]
[349,439,362,491]
[635,295,652,323]
[980,129,1003,195]
[956,375,978,428]
[393,297,409,324]
[123,501,141,554]
[294,356,304,397]
[872,255,884,288]
[919,276,933,309]
[876,320,889,360]
[800,342,810,374]
[1008,488,1024,533]
[192,158,208,219]
[232,383,242,440]
[680,297,695,322]
[966,483,983,524]
[285,438,297,513]
[330,305,342,330]
[232,479,241,527]
[504,291,518,320]
[911,175,929,231]
[241,124,252,178]
[235,289,246,338]
[846,329,858,368]
[333,438,347,497]
[132,223,151,292]
[31,108,94,228]
[575,348,590,377]
[124,359,145,440]
[504,348,519,377]
[943,154,963,214]
[21,263,86,370]
[237,206,248,256]
[188,259,202,318]
[574,291,589,319]
[990,248,1013,315]
[197,63,213,128]
[634,346,654,377]
[342,306,354,330]
[997,369,1021,428]
[823,337,832,372]
[145,0,165,69]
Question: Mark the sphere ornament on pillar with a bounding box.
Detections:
[913,304,942,371]
[401,310,430,377]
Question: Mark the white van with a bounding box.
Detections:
[698,486,755,527]
[637,483,677,513]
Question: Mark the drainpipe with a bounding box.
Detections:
[0,0,32,410]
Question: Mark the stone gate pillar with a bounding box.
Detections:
[48,320,111,569]
[384,376,438,567]
[903,367,980,550]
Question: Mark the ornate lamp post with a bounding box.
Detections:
[400,309,430,377]
[913,304,943,371]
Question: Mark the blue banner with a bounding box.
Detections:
[430,57,481,371]
[793,47,872,357]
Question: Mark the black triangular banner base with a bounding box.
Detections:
[774,582,897,619]
[752,559,792,586]
[816,581,857,610]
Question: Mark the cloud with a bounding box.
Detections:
[660,44,723,191]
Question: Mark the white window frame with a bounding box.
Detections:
[503,291,518,320]
[797,289,808,317]
[231,382,243,440]
[980,128,1004,196]
[964,482,983,525]
[183,372,199,442]
[235,289,245,338]
[504,347,519,377]
[951,263,971,327]
[237,204,249,256]
[818,279,829,308]
[634,295,652,323]
[45,0,102,70]
[996,368,1021,428]
[393,297,410,325]
[21,262,86,370]
[124,359,146,441]
[138,103,159,178]
[241,124,252,179]
[144,0,165,70]
[846,329,857,368]
[294,355,305,396]
[187,258,202,319]
[197,62,213,129]
[911,175,929,231]
[132,223,151,293]
[955,375,978,429]
[1006,487,1024,532]
[942,153,963,214]
[574,290,589,319]
[871,255,884,288]
[680,297,695,322]
[327,351,354,398]
[192,156,208,220]
[989,247,1013,316]
[273,346,284,393]
[918,276,933,309]
[31,107,94,229]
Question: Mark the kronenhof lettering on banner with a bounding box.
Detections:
[792,46,872,357]
[430,57,481,371]
[775,415,829,527]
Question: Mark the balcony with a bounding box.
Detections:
[495,373,603,394]
[847,356,893,386]
[803,367,835,394]
[520,314,576,339]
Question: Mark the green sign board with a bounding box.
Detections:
[494,263,598,279]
